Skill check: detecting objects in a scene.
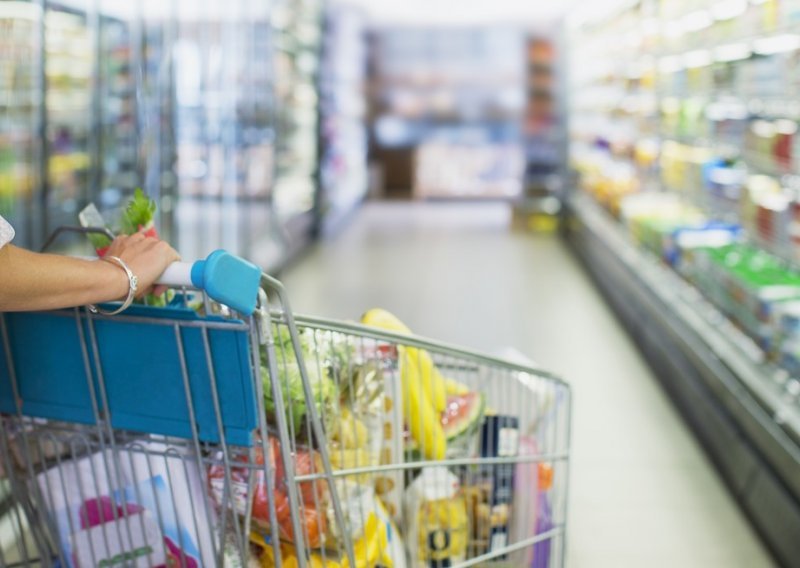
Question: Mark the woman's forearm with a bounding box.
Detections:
[0,245,129,311]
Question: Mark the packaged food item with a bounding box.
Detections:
[478,415,519,559]
[531,463,554,568]
[252,485,404,568]
[508,435,540,567]
[404,467,469,568]
[36,446,215,567]
[342,343,406,523]
[207,435,329,549]
[39,465,201,567]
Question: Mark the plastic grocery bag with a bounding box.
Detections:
[36,447,214,567]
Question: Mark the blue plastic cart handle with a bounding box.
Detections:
[159,250,262,315]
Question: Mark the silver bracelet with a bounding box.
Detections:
[89,256,139,316]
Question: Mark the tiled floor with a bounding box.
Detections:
[282,201,775,567]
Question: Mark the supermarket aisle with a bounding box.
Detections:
[282,201,774,568]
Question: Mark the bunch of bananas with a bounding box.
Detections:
[361,309,449,461]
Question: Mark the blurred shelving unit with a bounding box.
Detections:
[567,1,800,564]
[316,3,368,236]
[511,31,569,231]
[0,1,39,247]
[0,0,336,272]
[269,0,324,258]
[368,26,527,200]
[43,3,92,235]
[172,0,286,267]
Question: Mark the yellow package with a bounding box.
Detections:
[404,467,469,567]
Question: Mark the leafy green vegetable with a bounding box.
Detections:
[87,231,113,251]
[120,188,156,234]
[260,325,346,437]
[261,361,337,434]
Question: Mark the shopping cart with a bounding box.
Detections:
[0,237,571,568]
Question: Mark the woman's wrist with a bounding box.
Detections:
[93,257,130,302]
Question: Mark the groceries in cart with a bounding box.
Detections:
[0,214,570,568]
[34,445,212,567]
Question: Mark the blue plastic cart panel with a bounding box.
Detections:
[0,305,257,447]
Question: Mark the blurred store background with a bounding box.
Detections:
[3,0,800,565]
[0,0,567,266]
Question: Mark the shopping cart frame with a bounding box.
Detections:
[0,233,572,568]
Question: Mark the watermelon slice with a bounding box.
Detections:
[405,392,485,452]
[441,392,485,440]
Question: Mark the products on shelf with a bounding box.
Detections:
[318,5,369,232]
[572,0,800,386]
[0,9,36,228]
[681,243,800,360]
[413,142,525,199]
[272,0,324,220]
[372,26,526,199]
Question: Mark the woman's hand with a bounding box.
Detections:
[103,232,180,298]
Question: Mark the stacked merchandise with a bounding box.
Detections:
[370,26,526,199]
[679,243,800,373]
[44,7,92,229]
[414,143,525,199]
[272,0,324,220]
[524,39,558,158]
[98,17,138,201]
[174,14,274,201]
[318,5,369,234]
[569,3,800,562]
[0,5,36,240]
[570,0,800,373]
[514,36,564,230]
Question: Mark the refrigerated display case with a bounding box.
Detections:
[317,3,368,235]
[567,1,800,564]
[97,13,138,204]
[0,1,39,247]
[171,0,321,271]
[1,0,324,271]
[271,0,323,236]
[43,3,92,234]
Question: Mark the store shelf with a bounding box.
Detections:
[567,191,800,566]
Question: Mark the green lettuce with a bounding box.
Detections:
[261,326,341,437]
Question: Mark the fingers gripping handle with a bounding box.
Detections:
[158,250,262,315]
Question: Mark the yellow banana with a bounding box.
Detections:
[400,347,446,461]
[406,348,447,413]
[329,448,372,470]
[361,308,410,334]
[341,513,393,568]
[361,308,448,412]
[331,407,368,449]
